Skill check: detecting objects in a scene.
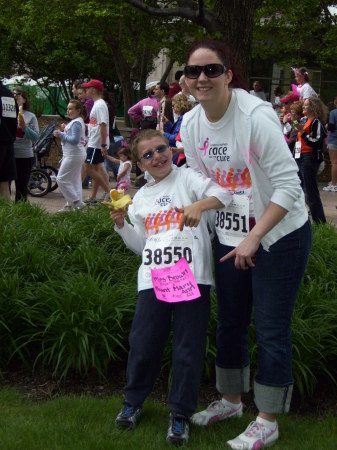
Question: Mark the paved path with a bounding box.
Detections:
[14,181,337,226]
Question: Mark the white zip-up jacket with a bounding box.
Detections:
[180,89,308,250]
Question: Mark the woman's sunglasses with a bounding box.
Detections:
[13,92,22,97]
[184,64,227,79]
[140,144,168,160]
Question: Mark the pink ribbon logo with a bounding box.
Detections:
[199,137,209,157]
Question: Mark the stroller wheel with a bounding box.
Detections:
[28,169,51,197]
[44,165,58,192]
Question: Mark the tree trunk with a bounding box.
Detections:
[213,0,263,80]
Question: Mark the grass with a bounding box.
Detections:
[0,388,336,449]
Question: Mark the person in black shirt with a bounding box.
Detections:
[0,81,18,200]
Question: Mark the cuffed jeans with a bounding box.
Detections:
[297,152,326,224]
[124,285,210,417]
[214,220,312,413]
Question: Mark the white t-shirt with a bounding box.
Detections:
[250,90,266,101]
[87,98,109,148]
[116,166,229,292]
[118,159,132,182]
[297,83,317,100]
[198,91,254,216]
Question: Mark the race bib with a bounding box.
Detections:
[215,194,249,246]
[294,141,301,159]
[142,229,194,280]
[1,97,16,118]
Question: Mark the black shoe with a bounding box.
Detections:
[166,413,190,445]
[115,402,142,429]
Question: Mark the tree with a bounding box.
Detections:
[253,0,337,70]
[122,0,264,79]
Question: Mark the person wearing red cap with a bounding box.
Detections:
[81,79,110,203]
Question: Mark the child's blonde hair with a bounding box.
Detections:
[130,129,169,161]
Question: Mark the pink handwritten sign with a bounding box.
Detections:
[151,258,201,303]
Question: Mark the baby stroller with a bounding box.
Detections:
[28,120,60,197]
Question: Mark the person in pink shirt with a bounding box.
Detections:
[128,88,158,130]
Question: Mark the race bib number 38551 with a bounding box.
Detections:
[142,229,194,280]
[215,194,249,247]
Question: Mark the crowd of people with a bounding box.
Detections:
[0,42,336,449]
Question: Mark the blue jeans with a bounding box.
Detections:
[104,139,122,180]
[214,220,312,413]
[124,286,210,417]
[297,152,326,224]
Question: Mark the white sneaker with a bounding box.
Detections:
[58,205,73,212]
[191,400,243,426]
[322,183,337,192]
[227,420,279,449]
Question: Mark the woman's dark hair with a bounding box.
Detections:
[102,89,116,117]
[296,67,309,83]
[185,39,248,90]
[13,87,30,110]
[69,99,88,121]
[73,79,83,89]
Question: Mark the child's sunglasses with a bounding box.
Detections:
[140,144,168,160]
[184,64,227,79]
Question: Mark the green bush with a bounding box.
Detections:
[0,200,336,396]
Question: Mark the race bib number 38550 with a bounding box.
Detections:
[142,229,194,280]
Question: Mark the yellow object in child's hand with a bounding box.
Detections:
[102,189,133,210]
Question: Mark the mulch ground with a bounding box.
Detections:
[1,361,336,417]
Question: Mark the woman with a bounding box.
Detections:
[13,87,39,202]
[180,39,312,450]
[294,97,328,224]
[286,100,305,154]
[324,96,337,192]
[54,99,87,211]
[162,93,192,165]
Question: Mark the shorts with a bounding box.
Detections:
[327,144,337,151]
[0,141,17,181]
[85,147,105,165]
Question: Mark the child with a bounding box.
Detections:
[110,129,231,445]
[104,147,132,192]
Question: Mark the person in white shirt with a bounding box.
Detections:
[81,79,110,203]
[111,129,229,445]
[249,80,267,101]
[180,39,312,450]
[293,67,317,100]
[54,99,87,211]
[104,146,132,192]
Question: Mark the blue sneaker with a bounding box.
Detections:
[166,413,190,445]
[115,402,142,429]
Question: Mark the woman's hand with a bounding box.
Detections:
[162,116,168,124]
[220,232,260,269]
[294,122,304,133]
[283,113,291,124]
[110,208,126,229]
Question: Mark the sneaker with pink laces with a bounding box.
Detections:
[191,400,243,426]
[226,420,279,449]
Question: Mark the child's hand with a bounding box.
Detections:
[61,123,66,131]
[175,203,203,231]
[110,208,126,229]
